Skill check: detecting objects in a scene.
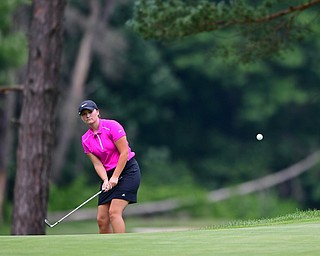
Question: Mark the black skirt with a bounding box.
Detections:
[98,158,141,205]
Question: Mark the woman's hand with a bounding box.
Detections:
[102,179,109,191]
[108,176,119,189]
[102,177,118,191]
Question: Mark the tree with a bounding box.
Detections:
[11,0,66,235]
[128,0,320,61]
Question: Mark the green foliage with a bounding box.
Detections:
[0,0,28,83]
[0,0,30,33]
[140,146,194,186]
[128,0,320,62]
[0,31,27,68]
[207,192,298,220]
[138,182,206,202]
[48,175,98,211]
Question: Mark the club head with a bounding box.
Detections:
[44,219,58,228]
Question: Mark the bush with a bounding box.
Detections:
[183,190,299,220]
[48,175,98,211]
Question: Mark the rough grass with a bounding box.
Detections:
[1,210,319,256]
[210,209,320,229]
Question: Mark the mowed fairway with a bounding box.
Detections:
[1,221,319,256]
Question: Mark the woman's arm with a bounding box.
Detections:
[87,153,109,190]
[108,136,129,188]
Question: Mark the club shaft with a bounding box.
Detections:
[47,190,102,226]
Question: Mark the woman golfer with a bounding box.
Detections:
[79,99,141,233]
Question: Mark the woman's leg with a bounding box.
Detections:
[97,203,113,234]
[109,199,129,233]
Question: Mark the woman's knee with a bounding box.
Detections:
[109,201,127,221]
[97,213,109,226]
[97,206,110,226]
[108,207,121,221]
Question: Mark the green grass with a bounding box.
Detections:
[1,210,320,256]
[211,209,320,229]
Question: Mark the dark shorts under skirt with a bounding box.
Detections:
[98,158,141,205]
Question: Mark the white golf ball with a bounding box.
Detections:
[256,133,263,141]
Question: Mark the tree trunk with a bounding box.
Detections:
[12,0,66,235]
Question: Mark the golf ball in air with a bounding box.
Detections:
[256,133,263,141]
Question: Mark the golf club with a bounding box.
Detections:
[45,190,102,228]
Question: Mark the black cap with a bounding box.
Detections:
[78,100,98,115]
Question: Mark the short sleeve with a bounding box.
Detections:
[82,141,89,154]
[110,120,126,142]
[82,135,91,154]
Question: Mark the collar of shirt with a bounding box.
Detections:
[89,120,103,136]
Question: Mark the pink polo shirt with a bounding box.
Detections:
[81,119,135,171]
